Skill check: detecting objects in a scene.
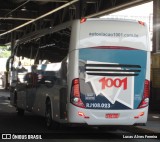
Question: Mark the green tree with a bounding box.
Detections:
[0,46,11,58]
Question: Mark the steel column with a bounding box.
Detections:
[153,0,160,52]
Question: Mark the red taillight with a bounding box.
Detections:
[80,18,87,23]
[138,80,150,108]
[73,79,80,97]
[143,80,150,99]
[138,21,145,26]
[70,78,85,108]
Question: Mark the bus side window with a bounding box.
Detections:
[23,65,38,86]
[37,70,46,84]
[44,71,57,87]
[61,60,67,82]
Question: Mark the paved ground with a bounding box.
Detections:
[1,87,159,133]
[138,112,160,133]
[0,86,159,141]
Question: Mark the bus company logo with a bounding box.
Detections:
[99,77,127,90]
[85,61,134,109]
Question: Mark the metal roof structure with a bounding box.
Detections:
[0,0,152,46]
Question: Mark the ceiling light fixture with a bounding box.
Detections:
[21,7,27,11]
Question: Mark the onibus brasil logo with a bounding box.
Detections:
[85,61,134,109]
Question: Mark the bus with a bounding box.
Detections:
[10,18,150,129]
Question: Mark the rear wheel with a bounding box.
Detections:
[45,100,60,129]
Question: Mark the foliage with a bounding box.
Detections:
[0,46,11,58]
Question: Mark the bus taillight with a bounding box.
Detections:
[138,80,150,109]
[143,80,150,99]
[80,18,87,23]
[70,78,85,108]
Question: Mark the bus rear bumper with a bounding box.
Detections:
[67,104,148,126]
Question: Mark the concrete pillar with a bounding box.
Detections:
[153,0,160,52]
[11,32,15,54]
[151,0,160,111]
[5,32,15,90]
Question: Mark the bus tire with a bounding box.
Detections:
[45,100,60,130]
[17,108,24,116]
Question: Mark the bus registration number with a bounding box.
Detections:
[86,103,110,108]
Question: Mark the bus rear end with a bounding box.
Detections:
[68,19,150,126]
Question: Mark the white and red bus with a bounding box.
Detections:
[10,18,150,129]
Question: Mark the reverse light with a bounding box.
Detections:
[138,80,150,109]
[138,21,145,26]
[70,78,85,108]
[80,18,87,23]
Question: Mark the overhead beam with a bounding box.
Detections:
[15,0,68,2]
[0,17,33,21]
[16,20,72,45]
[0,0,79,37]
[30,0,68,2]
[0,9,38,20]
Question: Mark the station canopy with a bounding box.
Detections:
[0,0,151,62]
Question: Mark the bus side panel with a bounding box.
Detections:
[67,20,81,122]
[67,20,80,102]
